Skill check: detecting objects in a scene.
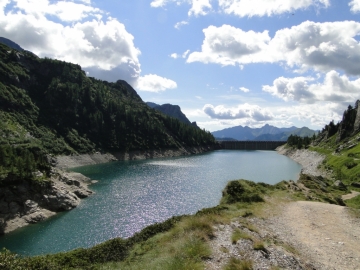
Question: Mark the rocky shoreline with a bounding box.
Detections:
[1,145,325,236]
[0,145,217,235]
[0,170,94,234]
[54,145,218,169]
[276,145,327,177]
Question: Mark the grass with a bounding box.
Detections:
[253,240,267,252]
[345,194,360,209]
[223,258,253,270]
[231,228,252,244]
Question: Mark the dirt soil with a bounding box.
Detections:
[205,148,360,269]
[270,201,360,270]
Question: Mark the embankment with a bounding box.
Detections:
[0,145,216,234]
[276,145,327,177]
[0,170,94,234]
[54,145,217,169]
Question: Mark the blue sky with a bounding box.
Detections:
[1,0,360,131]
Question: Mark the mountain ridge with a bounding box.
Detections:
[213,124,318,141]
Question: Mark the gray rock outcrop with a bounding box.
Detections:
[0,170,94,234]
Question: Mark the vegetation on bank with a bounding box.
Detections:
[0,180,290,269]
[0,43,216,186]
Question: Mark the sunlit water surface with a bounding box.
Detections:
[0,150,301,256]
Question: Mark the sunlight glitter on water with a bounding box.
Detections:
[0,150,302,256]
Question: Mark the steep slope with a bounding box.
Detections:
[0,42,215,183]
[146,102,199,128]
[0,37,24,51]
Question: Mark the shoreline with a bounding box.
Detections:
[0,145,217,235]
[1,145,322,235]
[54,145,218,169]
[276,145,327,177]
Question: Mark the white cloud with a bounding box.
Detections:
[170,53,179,59]
[12,0,101,22]
[150,0,169,8]
[188,0,212,16]
[151,0,330,18]
[174,20,188,29]
[239,87,250,92]
[263,70,360,104]
[0,0,174,89]
[203,103,273,121]
[137,74,177,92]
[218,0,330,17]
[349,0,360,13]
[170,49,190,59]
[188,21,360,76]
[0,0,140,84]
[187,24,270,66]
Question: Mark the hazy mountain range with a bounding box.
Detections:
[212,124,318,141]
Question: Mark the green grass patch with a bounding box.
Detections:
[231,228,252,244]
[223,258,253,270]
[345,194,360,209]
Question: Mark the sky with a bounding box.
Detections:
[1,0,360,132]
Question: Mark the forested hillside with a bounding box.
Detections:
[0,43,215,184]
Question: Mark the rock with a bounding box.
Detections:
[333,180,347,190]
[74,188,92,199]
[45,188,80,211]
[24,212,46,224]
[351,182,360,188]
[24,200,38,214]
[32,171,44,178]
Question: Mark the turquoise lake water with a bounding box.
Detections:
[0,150,302,256]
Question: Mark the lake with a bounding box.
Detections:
[0,150,302,256]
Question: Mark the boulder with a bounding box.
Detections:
[24,200,38,214]
[24,212,47,224]
[333,180,347,190]
[351,182,360,188]
[44,188,80,211]
[74,188,92,199]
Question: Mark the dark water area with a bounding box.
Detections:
[0,150,301,256]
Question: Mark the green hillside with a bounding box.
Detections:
[0,43,215,184]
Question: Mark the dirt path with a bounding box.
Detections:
[272,201,360,270]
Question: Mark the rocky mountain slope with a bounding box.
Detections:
[0,40,216,234]
[146,102,199,128]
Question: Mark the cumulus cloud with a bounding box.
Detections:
[203,103,273,121]
[0,0,175,89]
[150,0,168,8]
[263,70,360,105]
[187,21,360,76]
[151,0,212,16]
[11,0,101,22]
[174,20,188,29]
[137,74,177,92]
[151,0,329,18]
[187,25,270,66]
[188,0,212,16]
[170,49,190,59]
[239,87,250,92]
[349,0,360,13]
[0,0,141,83]
[218,0,330,17]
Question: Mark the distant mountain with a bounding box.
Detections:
[0,37,23,51]
[146,102,198,128]
[212,124,318,141]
